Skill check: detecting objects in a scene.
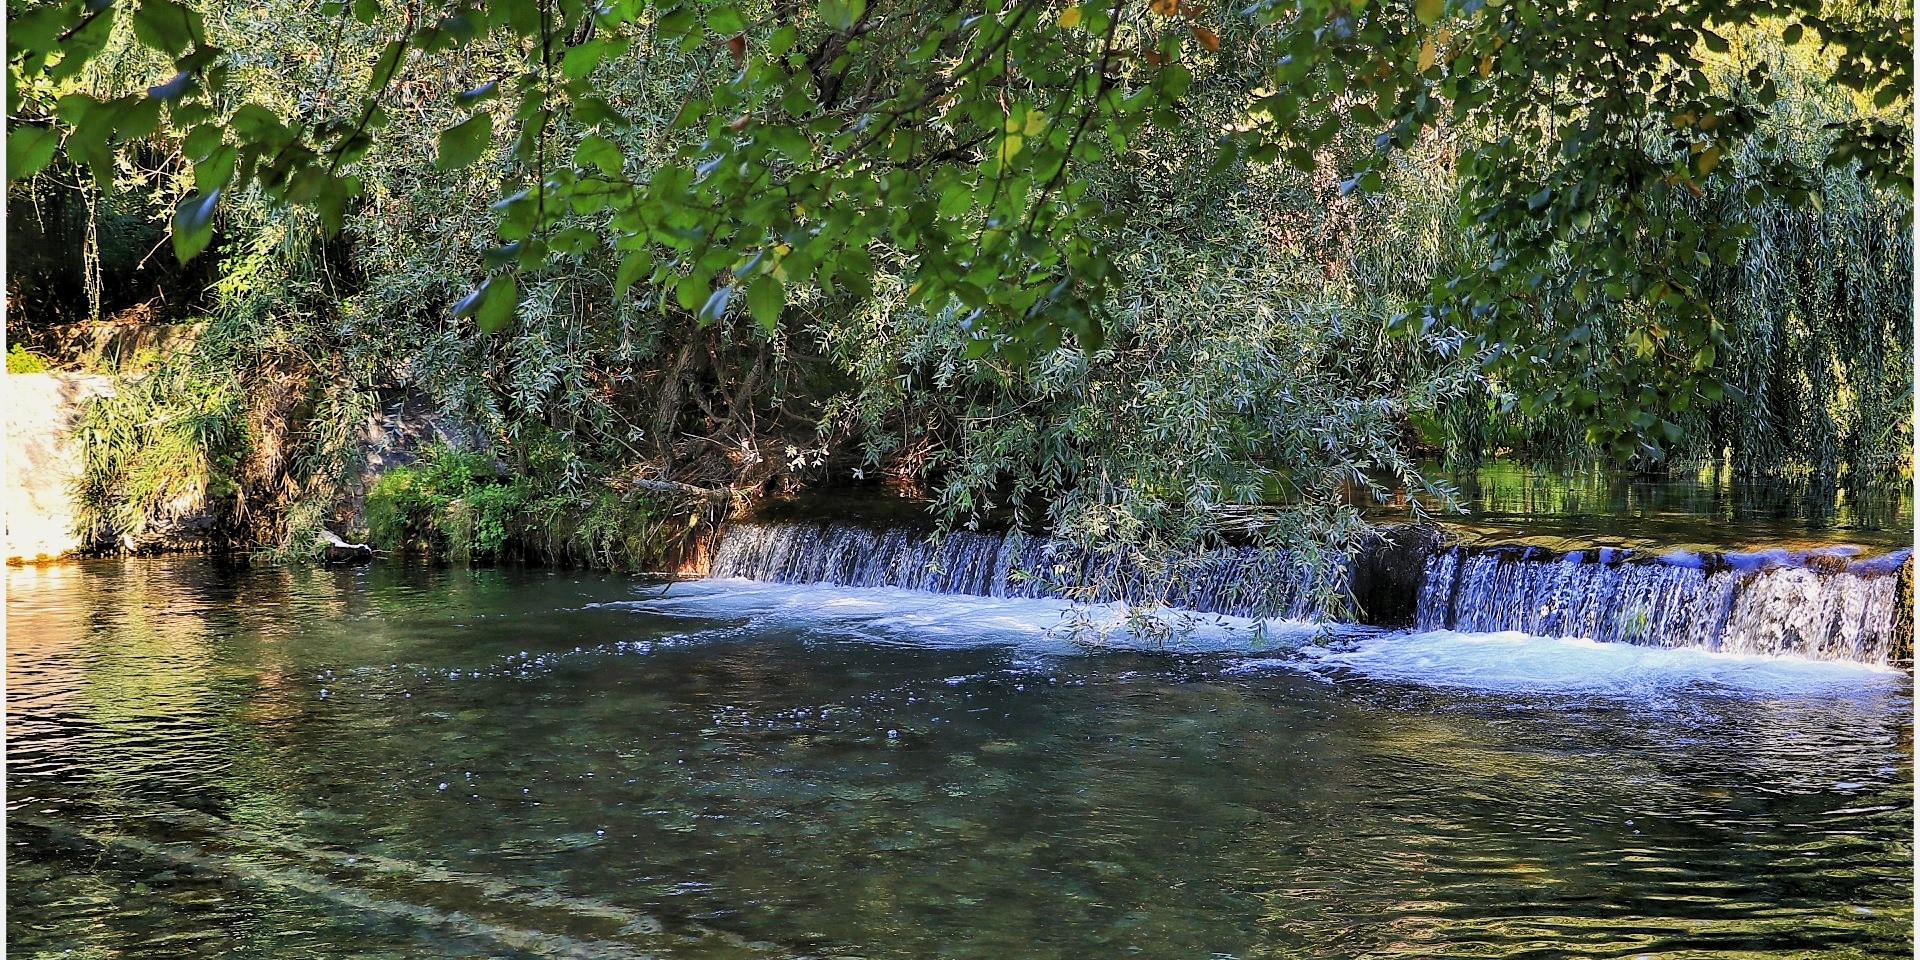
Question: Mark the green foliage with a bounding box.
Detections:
[74,359,248,551]
[527,487,693,572]
[362,467,423,552]
[8,343,51,372]
[809,110,1472,610]
[1406,59,1914,477]
[11,0,1909,580]
[8,0,1909,461]
[363,444,510,559]
[363,443,699,568]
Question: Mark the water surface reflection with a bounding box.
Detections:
[8,559,1913,958]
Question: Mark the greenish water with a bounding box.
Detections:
[8,558,1915,959]
[1405,462,1915,554]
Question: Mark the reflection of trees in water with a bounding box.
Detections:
[10,559,1912,959]
[1422,461,1911,547]
[9,560,333,826]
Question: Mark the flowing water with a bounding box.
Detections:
[709,522,1330,619]
[712,522,1911,664]
[8,558,1913,958]
[1415,546,1910,663]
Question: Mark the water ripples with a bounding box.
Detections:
[8,558,1913,959]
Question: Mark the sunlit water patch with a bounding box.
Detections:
[8,558,1913,960]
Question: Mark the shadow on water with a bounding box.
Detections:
[7,558,1914,959]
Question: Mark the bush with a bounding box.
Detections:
[362,443,706,569]
[73,361,247,551]
[363,443,533,562]
[8,343,50,373]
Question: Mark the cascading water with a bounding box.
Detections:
[709,521,1912,665]
[1415,546,1913,665]
[707,522,1333,620]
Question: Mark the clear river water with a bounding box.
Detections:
[7,557,1914,958]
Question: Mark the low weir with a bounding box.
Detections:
[1417,546,1911,664]
[709,522,1319,614]
[708,521,1913,665]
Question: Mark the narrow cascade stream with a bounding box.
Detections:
[709,521,1913,666]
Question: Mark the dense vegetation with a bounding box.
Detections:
[4,0,1911,574]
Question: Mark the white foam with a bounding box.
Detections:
[609,580,1907,698]
[607,578,1325,653]
[1294,629,1906,696]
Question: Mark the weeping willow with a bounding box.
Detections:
[1691,179,1912,478]
[1434,176,1914,479]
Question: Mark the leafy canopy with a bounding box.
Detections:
[7,0,1911,458]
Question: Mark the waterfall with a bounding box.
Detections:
[707,522,1339,620]
[1415,546,1913,665]
[710,522,1911,665]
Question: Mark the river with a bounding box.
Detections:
[7,557,1912,958]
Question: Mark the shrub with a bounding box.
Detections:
[362,443,528,562]
[73,361,247,550]
[8,343,50,373]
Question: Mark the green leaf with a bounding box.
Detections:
[707,4,745,34]
[767,24,798,57]
[574,134,623,174]
[7,126,59,181]
[368,39,405,89]
[657,4,698,36]
[675,274,707,310]
[436,112,493,170]
[501,0,543,36]
[171,187,220,263]
[1415,0,1444,24]
[616,250,654,295]
[229,104,285,140]
[133,0,201,56]
[194,143,236,192]
[746,274,783,331]
[562,40,608,81]
[464,273,519,332]
[8,6,69,54]
[763,126,811,164]
[316,175,361,239]
[818,0,865,31]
